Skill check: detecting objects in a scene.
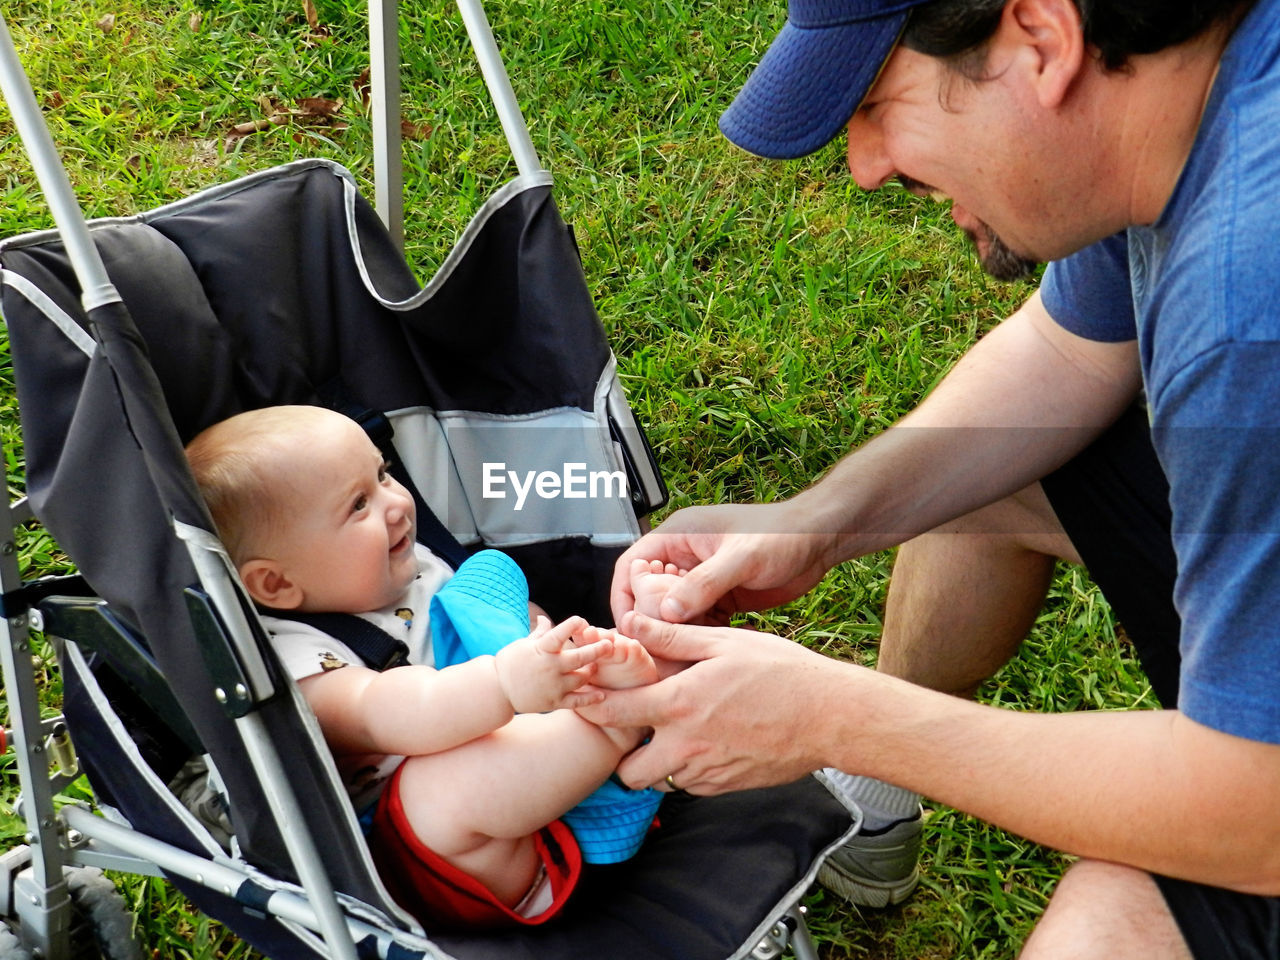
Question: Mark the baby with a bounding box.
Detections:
[185,405,676,929]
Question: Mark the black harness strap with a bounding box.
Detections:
[269,611,409,671]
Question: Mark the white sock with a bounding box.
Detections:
[822,770,920,831]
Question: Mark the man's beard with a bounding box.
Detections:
[971,219,1039,282]
[894,177,1039,281]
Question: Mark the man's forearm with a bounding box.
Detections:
[788,291,1141,563]
[817,664,1280,893]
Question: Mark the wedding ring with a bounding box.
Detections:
[664,774,681,792]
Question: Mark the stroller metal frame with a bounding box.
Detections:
[0,5,848,959]
[0,11,365,957]
[368,0,544,248]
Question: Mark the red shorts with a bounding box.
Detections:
[368,762,583,930]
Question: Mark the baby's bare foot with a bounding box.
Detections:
[578,624,659,689]
[630,558,686,620]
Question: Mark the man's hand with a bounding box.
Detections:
[493,616,611,713]
[577,611,847,794]
[609,502,838,625]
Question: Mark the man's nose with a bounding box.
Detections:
[846,112,895,191]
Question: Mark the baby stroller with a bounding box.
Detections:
[0,3,860,958]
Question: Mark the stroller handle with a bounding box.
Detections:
[370,0,544,248]
[454,0,543,178]
[2,4,543,263]
[0,16,120,313]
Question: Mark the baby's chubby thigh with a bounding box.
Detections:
[393,749,542,908]
[389,708,631,904]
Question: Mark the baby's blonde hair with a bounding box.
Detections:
[185,406,340,565]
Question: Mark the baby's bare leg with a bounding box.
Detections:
[393,711,644,906]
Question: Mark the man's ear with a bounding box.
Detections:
[239,559,304,610]
[1003,0,1086,109]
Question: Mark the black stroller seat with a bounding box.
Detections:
[0,158,858,959]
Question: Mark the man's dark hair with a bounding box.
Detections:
[903,0,1257,72]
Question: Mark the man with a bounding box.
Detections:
[584,0,1280,956]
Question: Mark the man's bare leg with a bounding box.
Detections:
[821,482,1084,906]
[878,481,1082,694]
[869,493,1196,957]
[1021,860,1193,959]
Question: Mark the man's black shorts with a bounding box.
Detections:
[1041,404,1280,959]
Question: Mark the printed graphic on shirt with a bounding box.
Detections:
[319,651,348,672]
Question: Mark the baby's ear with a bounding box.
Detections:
[239,559,303,610]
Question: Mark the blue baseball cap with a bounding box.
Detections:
[719,0,929,160]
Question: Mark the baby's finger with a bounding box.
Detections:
[533,615,587,653]
[563,669,603,692]
[573,623,617,647]
[559,688,607,710]
[560,638,613,670]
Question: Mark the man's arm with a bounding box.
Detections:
[611,290,1141,622]
[588,615,1280,895]
[840,677,1280,896]
[799,287,1141,560]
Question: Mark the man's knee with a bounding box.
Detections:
[879,482,1081,692]
[1021,859,1192,960]
[929,482,1081,565]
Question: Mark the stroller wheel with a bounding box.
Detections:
[64,867,142,960]
[0,920,34,960]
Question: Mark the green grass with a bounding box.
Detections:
[0,1,1158,956]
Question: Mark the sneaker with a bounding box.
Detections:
[817,811,923,908]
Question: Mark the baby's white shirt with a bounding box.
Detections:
[259,543,453,808]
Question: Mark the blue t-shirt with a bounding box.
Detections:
[1040,0,1280,744]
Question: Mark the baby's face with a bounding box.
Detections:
[271,417,419,613]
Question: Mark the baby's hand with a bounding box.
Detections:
[493,616,611,713]
[629,558,687,620]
